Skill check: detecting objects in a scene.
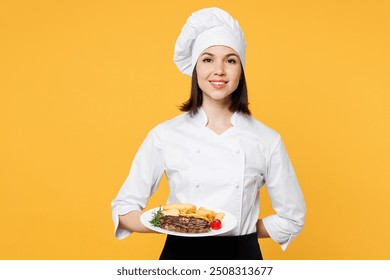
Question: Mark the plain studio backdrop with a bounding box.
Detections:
[1,0,389,260]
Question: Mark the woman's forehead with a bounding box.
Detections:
[200,45,240,57]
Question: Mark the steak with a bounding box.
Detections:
[160,215,211,233]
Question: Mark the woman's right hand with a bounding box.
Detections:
[118,210,158,233]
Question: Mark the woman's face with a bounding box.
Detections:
[195,45,242,105]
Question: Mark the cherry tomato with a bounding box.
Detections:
[210,219,222,230]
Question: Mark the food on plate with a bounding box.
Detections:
[210,219,222,230]
[149,203,225,233]
[162,203,196,213]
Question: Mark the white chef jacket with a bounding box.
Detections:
[111,108,306,250]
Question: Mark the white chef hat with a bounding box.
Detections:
[174,7,246,77]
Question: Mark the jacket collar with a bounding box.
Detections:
[192,107,238,127]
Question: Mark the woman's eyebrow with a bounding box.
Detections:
[200,52,239,57]
[226,53,239,58]
[200,52,215,56]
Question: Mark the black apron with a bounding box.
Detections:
[159,232,262,260]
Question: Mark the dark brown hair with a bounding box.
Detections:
[179,66,251,115]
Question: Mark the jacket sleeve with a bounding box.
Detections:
[262,135,306,250]
[111,128,165,239]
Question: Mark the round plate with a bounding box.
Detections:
[140,207,237,237]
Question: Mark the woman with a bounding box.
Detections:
[111,7,306,260]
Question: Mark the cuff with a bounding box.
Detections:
[262,215,296,251]
[112,205,140,240]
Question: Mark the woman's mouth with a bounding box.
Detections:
[209,80,228,89]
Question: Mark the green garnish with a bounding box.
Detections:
[150,206,163,227]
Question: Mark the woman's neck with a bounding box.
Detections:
[202,101,234,134]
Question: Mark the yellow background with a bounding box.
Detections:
[1,0,389,260]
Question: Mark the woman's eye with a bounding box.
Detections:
[203,58,212,63]
[227,59,237,64]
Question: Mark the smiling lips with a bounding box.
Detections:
[209,80,228,89]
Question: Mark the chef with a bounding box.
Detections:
[111,7,306,260]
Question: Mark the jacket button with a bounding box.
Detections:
[234,183,240,188]
[194,182,200,188]
[234,149,241,154]
[195,148,201,153]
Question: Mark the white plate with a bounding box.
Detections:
[140,207,237,237]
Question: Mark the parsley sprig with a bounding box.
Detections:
[149,206,163,227]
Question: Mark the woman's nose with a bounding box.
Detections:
[214,61,225,75]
